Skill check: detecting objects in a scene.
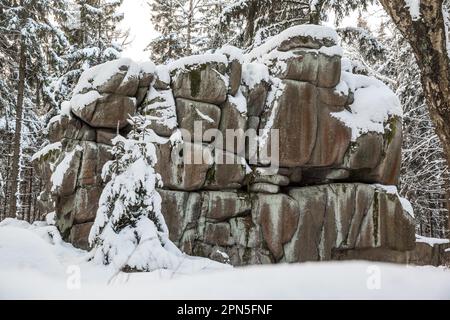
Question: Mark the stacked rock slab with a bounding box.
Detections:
[34,25,416,265]
[33,59,155,248]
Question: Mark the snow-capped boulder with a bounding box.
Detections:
[71,93,136,129]
[170,54,229,105]
[69,58,157,129]
[73,58,141,96]
[50,147,83,197]
[154,65,171,90]
[217,45,244,96]
[241,62,270,117]
[246,25,342,88]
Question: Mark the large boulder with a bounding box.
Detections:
[41,26,415,266]
[170,55,228,105]
[254,194,300,260]
[71,93,136,129]
[284,184,416,263]
[260,80,318,167]
[47,114,96,143]
[68,58,155,129]
[241,62,270,117]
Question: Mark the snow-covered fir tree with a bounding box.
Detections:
[49,0,124,116]
[89,116,185,272]
[147,0,185,64]
[148,0,223,63]
[0,0,71,220]
[219,0,375,48]
[220,0,310,48]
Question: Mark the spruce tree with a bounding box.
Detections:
[49,0,124,115]
[147,0,185,64]
[89,116,179,271]
[148,0,222,63]
[0,0,70,219]
[219,0,375,48]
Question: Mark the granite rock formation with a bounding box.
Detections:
[33,25,416,266]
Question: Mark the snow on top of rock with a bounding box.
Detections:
[70,90,102,112]
[31,142,62,162]
[228,90,248,114]
[258,77,286,148]
[140,60,156,74]
[405,0,421,21]
[374,185,415,218]
[331,72,403,142]
[73,58,136,94]
[155,65,170,84]
[47,115,62,127]
[399,198,415,218]
[51,146,82,192]
[317,45,344,57]
[167,53,228,72]
[216,45,244,63]
[60,101,72,117]
[242,62,270,90]
[195,108,215,123]
[246,24,339,61]
[416,235,450,247]
[73,58,155,95]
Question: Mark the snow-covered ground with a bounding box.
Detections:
[1,219,450,300]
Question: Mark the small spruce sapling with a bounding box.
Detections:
[89,116,181,272]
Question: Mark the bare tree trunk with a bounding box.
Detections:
[379,0,450,238]
[309,0,324,24]
[8,39,26,218]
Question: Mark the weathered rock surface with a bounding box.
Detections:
[171,61,228,105]
[155,141,213,191]
[157,183,414,265]
[176,98,221,142]
[261,80,318,167]
[219,98,248,154]
[35,25,417,267]
[284,184,415,263]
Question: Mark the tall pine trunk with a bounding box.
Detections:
[244,1,258,46]
[379,0,450,239]
[8,39,26,218]
[186,0,193,55]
